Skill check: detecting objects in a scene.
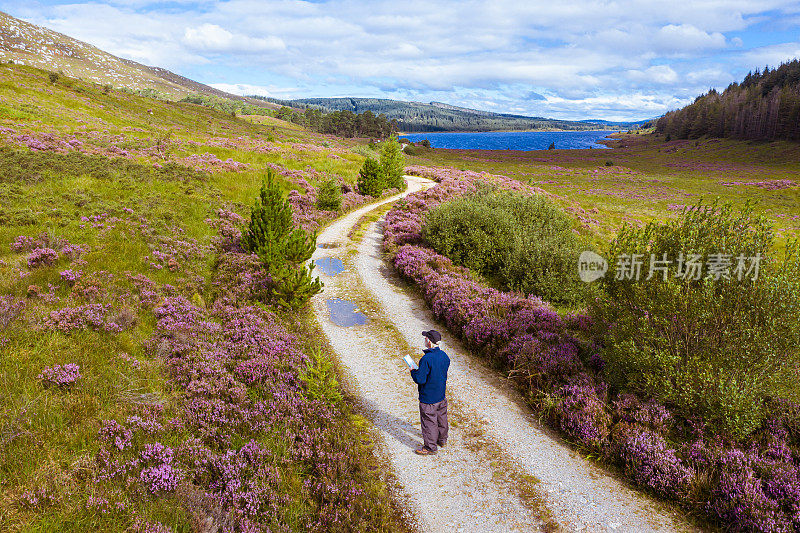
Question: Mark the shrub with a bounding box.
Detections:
[27,247,58,268]
[38,364,81,389]
[605,160,614,166]
[0,296,24,329]
[548,142,555,150]
[48,72,60,84]
[379,134,405,190]
[422,189,587,305]
[241,171,322,310]
[707,450,794,532]
[609,422,694,498]
[316,178,342,211]
[357,158,385,197]
[552,376,612,449]
[591,201,800,439]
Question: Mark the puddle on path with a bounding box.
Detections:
[316,256,345,276]
[326,298,368,327]
[317,241,339,249]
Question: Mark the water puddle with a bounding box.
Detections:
[316,256,345,276]
[317,241,339,249]
[326,298,368,327]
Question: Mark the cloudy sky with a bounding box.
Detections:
[3,1,800,120]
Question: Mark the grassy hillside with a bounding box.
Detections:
[266,97,639,133]
[0,10,276,107]
[0,63,407,532]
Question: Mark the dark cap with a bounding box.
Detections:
[422,330,441,343]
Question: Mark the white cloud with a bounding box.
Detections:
[653,24,727,53]
[6,0,800,120]
[211,82,298,98]
[741,42,800,68]
[183,23,285,53]
[628,65,679,84]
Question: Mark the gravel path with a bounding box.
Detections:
[311,176,701,533]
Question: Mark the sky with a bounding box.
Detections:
[3,1,800,121]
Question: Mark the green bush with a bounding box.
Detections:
[316,178,342,211]
[422,189,587,305]
[241,170,322,310]
[357,158,385,197]
[379,134,405,190]
[591,201,800,439]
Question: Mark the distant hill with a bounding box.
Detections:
[0,10,276,107]
[656,59,800,141]
[578,118,653,127]
[264,97,640,133]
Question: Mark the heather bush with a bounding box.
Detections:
[552,376,612,449]
[315,178,342,211]
[38,363,81,389]
[707,449,796,532]
[609,422,694,498]
[591,201,800,439]
[423,189,586,305]
[0,296,24,329]
[27,247,58,268]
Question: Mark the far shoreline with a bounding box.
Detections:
[397,128,623,135]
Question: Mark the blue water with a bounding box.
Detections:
[326,298,368,327]
[316,257,345,276]
[403,130,619,150]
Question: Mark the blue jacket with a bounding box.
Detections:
[410,346,450,404]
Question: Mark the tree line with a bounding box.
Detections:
[257,100,397,139]
[656,59,800,141]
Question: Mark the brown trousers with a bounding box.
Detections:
[419,397,448,452]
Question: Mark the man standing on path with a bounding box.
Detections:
[410,330,450,456]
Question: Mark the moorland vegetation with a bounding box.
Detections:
[387,157,800,531]
[0,62,408,532]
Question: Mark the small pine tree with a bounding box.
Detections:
[242,171,322,309]
[547,142,555,150]
[357,158,385,197]
[316,178,342,211]
[272,262,323,311]
[300,348,343,404]
[379,134,405,189]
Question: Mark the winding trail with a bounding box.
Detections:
[310,176,701,533]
